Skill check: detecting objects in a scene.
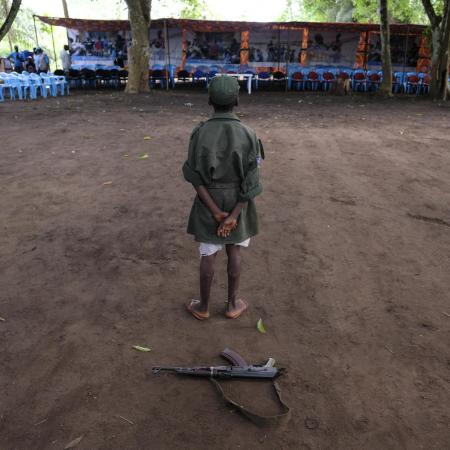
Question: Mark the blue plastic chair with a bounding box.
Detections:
[18,74,33,99]
[29,73,47,98]
[322,69,337,91]
[192,69,207,85]
[418,73,430,95]
[174,68,192,87]
[149,69,167,89]
[3,75,23,100]
[305,69,320,91]
[352,69,367,92]
[166,64,176,87]
[338,68,353,79]
[40,73,58,96]
[254,71,271,90]
[208,70,218,80]
[367,70,382,92]
[223,64,238,74]
[392,72,405,93]
[404,72,420,95]
[289,71,304,90]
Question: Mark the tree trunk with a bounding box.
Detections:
[429,28,441,98]
[124,0,151,94]
[61,0,69,18]
[1,0,13,51]
[422,0,450,100]
[0,0,21,43]
[379,0,393,96]
[436,0,450,100]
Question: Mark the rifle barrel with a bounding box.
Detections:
[152,367,182,374]
[152,365,284,379]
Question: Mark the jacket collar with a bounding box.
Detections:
[209,112,241,121]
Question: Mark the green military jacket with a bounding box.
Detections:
[182,112,263,244]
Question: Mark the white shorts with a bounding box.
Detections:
[199,238,251,257]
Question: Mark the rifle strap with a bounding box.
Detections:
[209,378,291,426]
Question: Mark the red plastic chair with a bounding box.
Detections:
[406,74,420,94]
[290,71,304,90]
[322,71,336,91]
[368,72,381,91]
[306,70,319,91]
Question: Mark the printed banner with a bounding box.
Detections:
[368,33,420,70]
[184,31,242,66]
[306,30,359,67]
[248,29,304,68]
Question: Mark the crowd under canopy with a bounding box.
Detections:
[36,16,429,73]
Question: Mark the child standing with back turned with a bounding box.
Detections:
[182,75,264,320]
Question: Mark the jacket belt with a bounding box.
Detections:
[207,181,241,189]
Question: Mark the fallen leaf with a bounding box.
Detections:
[122,154,129,158]
[117,415,134,424]
[0,317,5,322]
[64,435,84,449]
[102,181,113,186]
[34,418,48,426]
[132,345,151,352]
[256,318,266,334]
[143,136,152,140]
[138,154,149,160]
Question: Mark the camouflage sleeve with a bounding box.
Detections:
[182,125,204,187]
[238,134,263,202]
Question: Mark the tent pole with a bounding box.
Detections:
[286,27,290,91]
[163,19,169,90]
[33,15,39,47]
[277,26,281,71]
[51,24,58,69]
[364,31,369,71]
[166,22,172,86]
[402,25,409,76]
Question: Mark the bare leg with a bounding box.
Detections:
[225,245,248,318]
[199,253,217,310]
[186,252,217,320]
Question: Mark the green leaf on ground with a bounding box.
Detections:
[143,136,152,140]
[64,435,84,449]
[138,154,149,160]
[132,345,151,352]
[256,318,266,334]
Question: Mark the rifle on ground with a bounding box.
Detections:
[152,348,290,426]
[152,348,284,379]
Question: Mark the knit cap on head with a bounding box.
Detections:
[208,75,240,105]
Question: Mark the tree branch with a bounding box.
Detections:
[421,0,439,28]
[0,0,22,43]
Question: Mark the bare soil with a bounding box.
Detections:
[1,89,449,450]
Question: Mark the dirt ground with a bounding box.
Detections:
[0,88,449,450]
